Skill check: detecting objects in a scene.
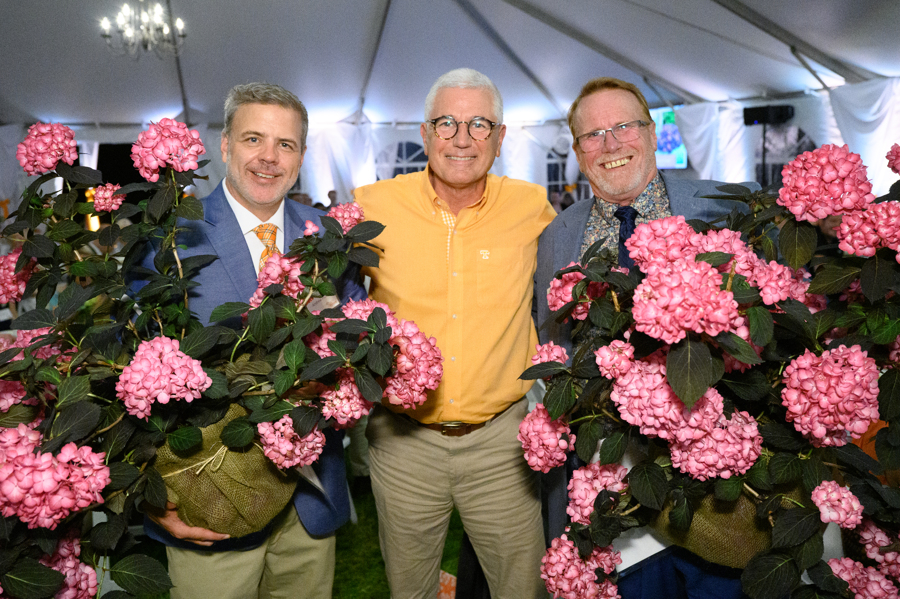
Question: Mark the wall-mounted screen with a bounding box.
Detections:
[651,107,688,169]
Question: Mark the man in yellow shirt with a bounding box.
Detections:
[354,68,556,599]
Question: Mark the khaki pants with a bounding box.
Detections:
[166,504,335,599]
[367,400,545,599]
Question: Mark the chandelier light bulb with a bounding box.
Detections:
[99,0,187,59]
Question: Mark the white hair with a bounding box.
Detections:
[424,68,503,123]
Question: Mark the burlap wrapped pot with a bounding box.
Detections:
[650,486,806,570]
[154,403,298,538]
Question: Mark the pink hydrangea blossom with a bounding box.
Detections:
[39,535,98,599]
[625,215,698,269]
[0,247,37,304]
[305,320,337,359]
[859,520,900,581]
[248,253,306,309]
[383,318,443,409]
[811,481,863,529]
[546,262,608,322]
[610,354,683,440]
[257,415,325,469]
[632,258,739,345]
[594,341,634,380]
[131,118,205,182]
[0,425,110,529]
[888,144,900,176]
[567,463,628,524]
[829,557,899,599]
[303,220,319,236]
[115,336,212,419]
[839,201,900,263]
[781,345,880,447]
[16,122,78,176]
[321,369,373,428]
[778,144,875,222]
[518,404,573,473]
[92,183,125,212]
[326,202,365,233]
[532,341,569,366]
[669,410,762,481]
[541,531,621,599]
[341,298,400,331]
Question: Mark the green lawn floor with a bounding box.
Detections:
[333,480,464,598]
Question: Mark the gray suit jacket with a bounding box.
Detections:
[534,170,760,543]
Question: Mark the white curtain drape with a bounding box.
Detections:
[675,102,754,184]
[0,124,26,220]
[830,77,900,196]
[304,123,377,205]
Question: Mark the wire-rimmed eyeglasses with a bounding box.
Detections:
[427,116,498,141]
[575,120,650,152]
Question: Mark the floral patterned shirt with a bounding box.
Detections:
[579,173,672,260]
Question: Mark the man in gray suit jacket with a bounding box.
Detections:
[535,77,759,599]
[140,83,362,599]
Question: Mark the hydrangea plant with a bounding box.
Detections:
[522,143,900,599]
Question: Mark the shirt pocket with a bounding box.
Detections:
[475,246,527,307]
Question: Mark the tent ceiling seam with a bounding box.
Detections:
[452,0,567,119]
[500,0,706,104]
[354,0,393,125]
[708,0,879,84]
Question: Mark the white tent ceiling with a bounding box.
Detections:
[1,0,898,128]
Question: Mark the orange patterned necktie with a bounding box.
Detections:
[254,223,279,270]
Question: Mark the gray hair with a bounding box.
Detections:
[424,68,503,123]
[223,82,309,150]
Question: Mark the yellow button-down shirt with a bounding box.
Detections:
[354,168,556,424]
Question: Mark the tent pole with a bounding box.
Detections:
[355,0,393,125]
[790,47,830,92]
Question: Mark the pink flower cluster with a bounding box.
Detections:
[39,535,98,599]
[321,369,373,428]
[248,253,306,309]
[838,201,900,262]
[257,415,325,469]
[16,122,78,176]
[0,424,110,529]
[0,247,37,304]
[341,298,400,331]
[541,531,621,599]
[115,336,212,419]
[130,118,205,182]
[518,404,573,473]
[92,183,125,212]
[594,341,634,380]
[859,520,900,581]
[383,318,443,409]
[532,341,569,366]
[303,220,320,236]
[829,557,899,599]
[778,144,875,222]
[611,357,761,479]
[781,345,880,447]
[811,481,863,529]
[546,262,608,322]
[566,463,628,524]
[326,202,365,234]
[887,143,900,176]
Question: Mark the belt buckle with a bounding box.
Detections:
[439,421,467,436]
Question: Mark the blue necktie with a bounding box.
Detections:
[614,205,638,269]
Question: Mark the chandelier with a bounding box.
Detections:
[100,1,186,58]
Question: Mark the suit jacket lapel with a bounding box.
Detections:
[203,183,258,297]
[558,198,594,267]
[662,172,703,220]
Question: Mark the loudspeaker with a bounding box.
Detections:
[743,105,794,126]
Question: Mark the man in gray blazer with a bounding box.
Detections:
[140,82,362,599]
[535,77,759,599]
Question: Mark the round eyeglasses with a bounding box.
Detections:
[427,116,498,141]
[576,120,650,152]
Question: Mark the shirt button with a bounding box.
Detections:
[451,356,456,361]
[452,314,457,319]
[449,399,454,404]
[452,272,457,276]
